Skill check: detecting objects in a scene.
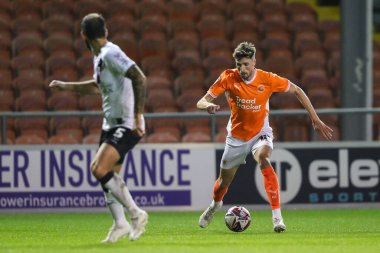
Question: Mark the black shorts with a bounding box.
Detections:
[99,127,141,164]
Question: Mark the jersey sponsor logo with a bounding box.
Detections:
[235,95,261,112]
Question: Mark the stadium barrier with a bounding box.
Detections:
[1,109,379,212]
[2,107,380,144]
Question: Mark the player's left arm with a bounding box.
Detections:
[125,64,147,137]
[287,82,333,140]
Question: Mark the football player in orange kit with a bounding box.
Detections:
[197,42,333,232]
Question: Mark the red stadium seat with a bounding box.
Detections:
[15,134,46,145]
[48,134,80,144]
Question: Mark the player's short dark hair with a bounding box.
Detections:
[232,42,256,60]
[81,13,106,40]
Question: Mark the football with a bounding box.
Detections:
[224,206,251,232]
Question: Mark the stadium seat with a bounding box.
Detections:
[261,31,291,54]
[323,31,341,53]
[41,16,74,39]
[136,0,168,18]
[0,30,12,51]
[197,14,227,39]
[74,0,105,18]
[56,128,84,141]
[198,0,226,17]
[142,55,172,76]
[172,50,203,75]
[286,1,317,20]
[264,54,295,78]
[167,19,197,37]
[12,69,45,91]
[174,73,205,96]
[289,13,318,34]
[301,69,330,92]
[318,19,340,36]
[48,134,81,144]
[106,15,136,39]
[168,0,197,21]
[50,116,82,135]
[82,132,101,144]
[147,89,176,111]
[282,122,309,142]
[182,130,211,143]
[42,0,75,19]
[0,89,14,111]
[103,0,136,18]
[226,0,255,18]
[139,37,170,59]
[138,14,167,38]
[259,11,288,34]
[44,34,74,56]
[295,53,326,77]
[153,125,181,140]
[176,89,205,112]
[11,15,42,37]
[12,34,43,56]
[15,134,46,145]
[147,75,173,91]
[0,69,12,91]
[231,31,260,50]
[147,131,180,143]
[20,128,49,140]
[47,91,79,111]
[15,93,46,111]
[78,94,102,111]
[169,31,199,54]
[256,0,285,16]
[0,129,15,145]
[82,116,103,134]
[0,49,11,69]
[201,37,231,57]
[11,54,45,75]
[293,31,323,57]
[110,33,140,63]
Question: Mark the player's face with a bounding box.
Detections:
[236,57,256,81]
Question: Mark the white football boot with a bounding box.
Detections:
[129,211,148,241]
[101,223,131,243]
[273,217,286,233]
[199,200,223,228]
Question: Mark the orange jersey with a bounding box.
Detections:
[208,68,290,141]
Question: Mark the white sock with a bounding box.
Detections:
[104,191,130,228]
[211,200,222,208]
[103,173,142,219]
[272,208,282,219]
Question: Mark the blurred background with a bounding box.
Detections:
[0,0,379,145]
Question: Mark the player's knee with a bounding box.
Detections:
[257,153,270,167]
[90,160,105,179]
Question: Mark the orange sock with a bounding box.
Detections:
[213,180,228,202]
[261,166,280,210]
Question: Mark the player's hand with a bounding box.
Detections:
[48,80,66,90]
[133,113,145,137]
[206,104,220,114]
[312,119,333,140]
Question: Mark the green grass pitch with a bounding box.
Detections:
[0,209,379,253]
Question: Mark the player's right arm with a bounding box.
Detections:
[48,79,100,95]
[197,93,220,114]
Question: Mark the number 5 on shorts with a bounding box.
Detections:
[113,128,126,138]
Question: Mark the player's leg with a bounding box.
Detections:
[92,130,147,241]
[199,137,248,228]
[199,167,239,228]
[101,164,131,243]
[253,143,286,233]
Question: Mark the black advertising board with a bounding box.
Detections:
[216,147,380,205]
